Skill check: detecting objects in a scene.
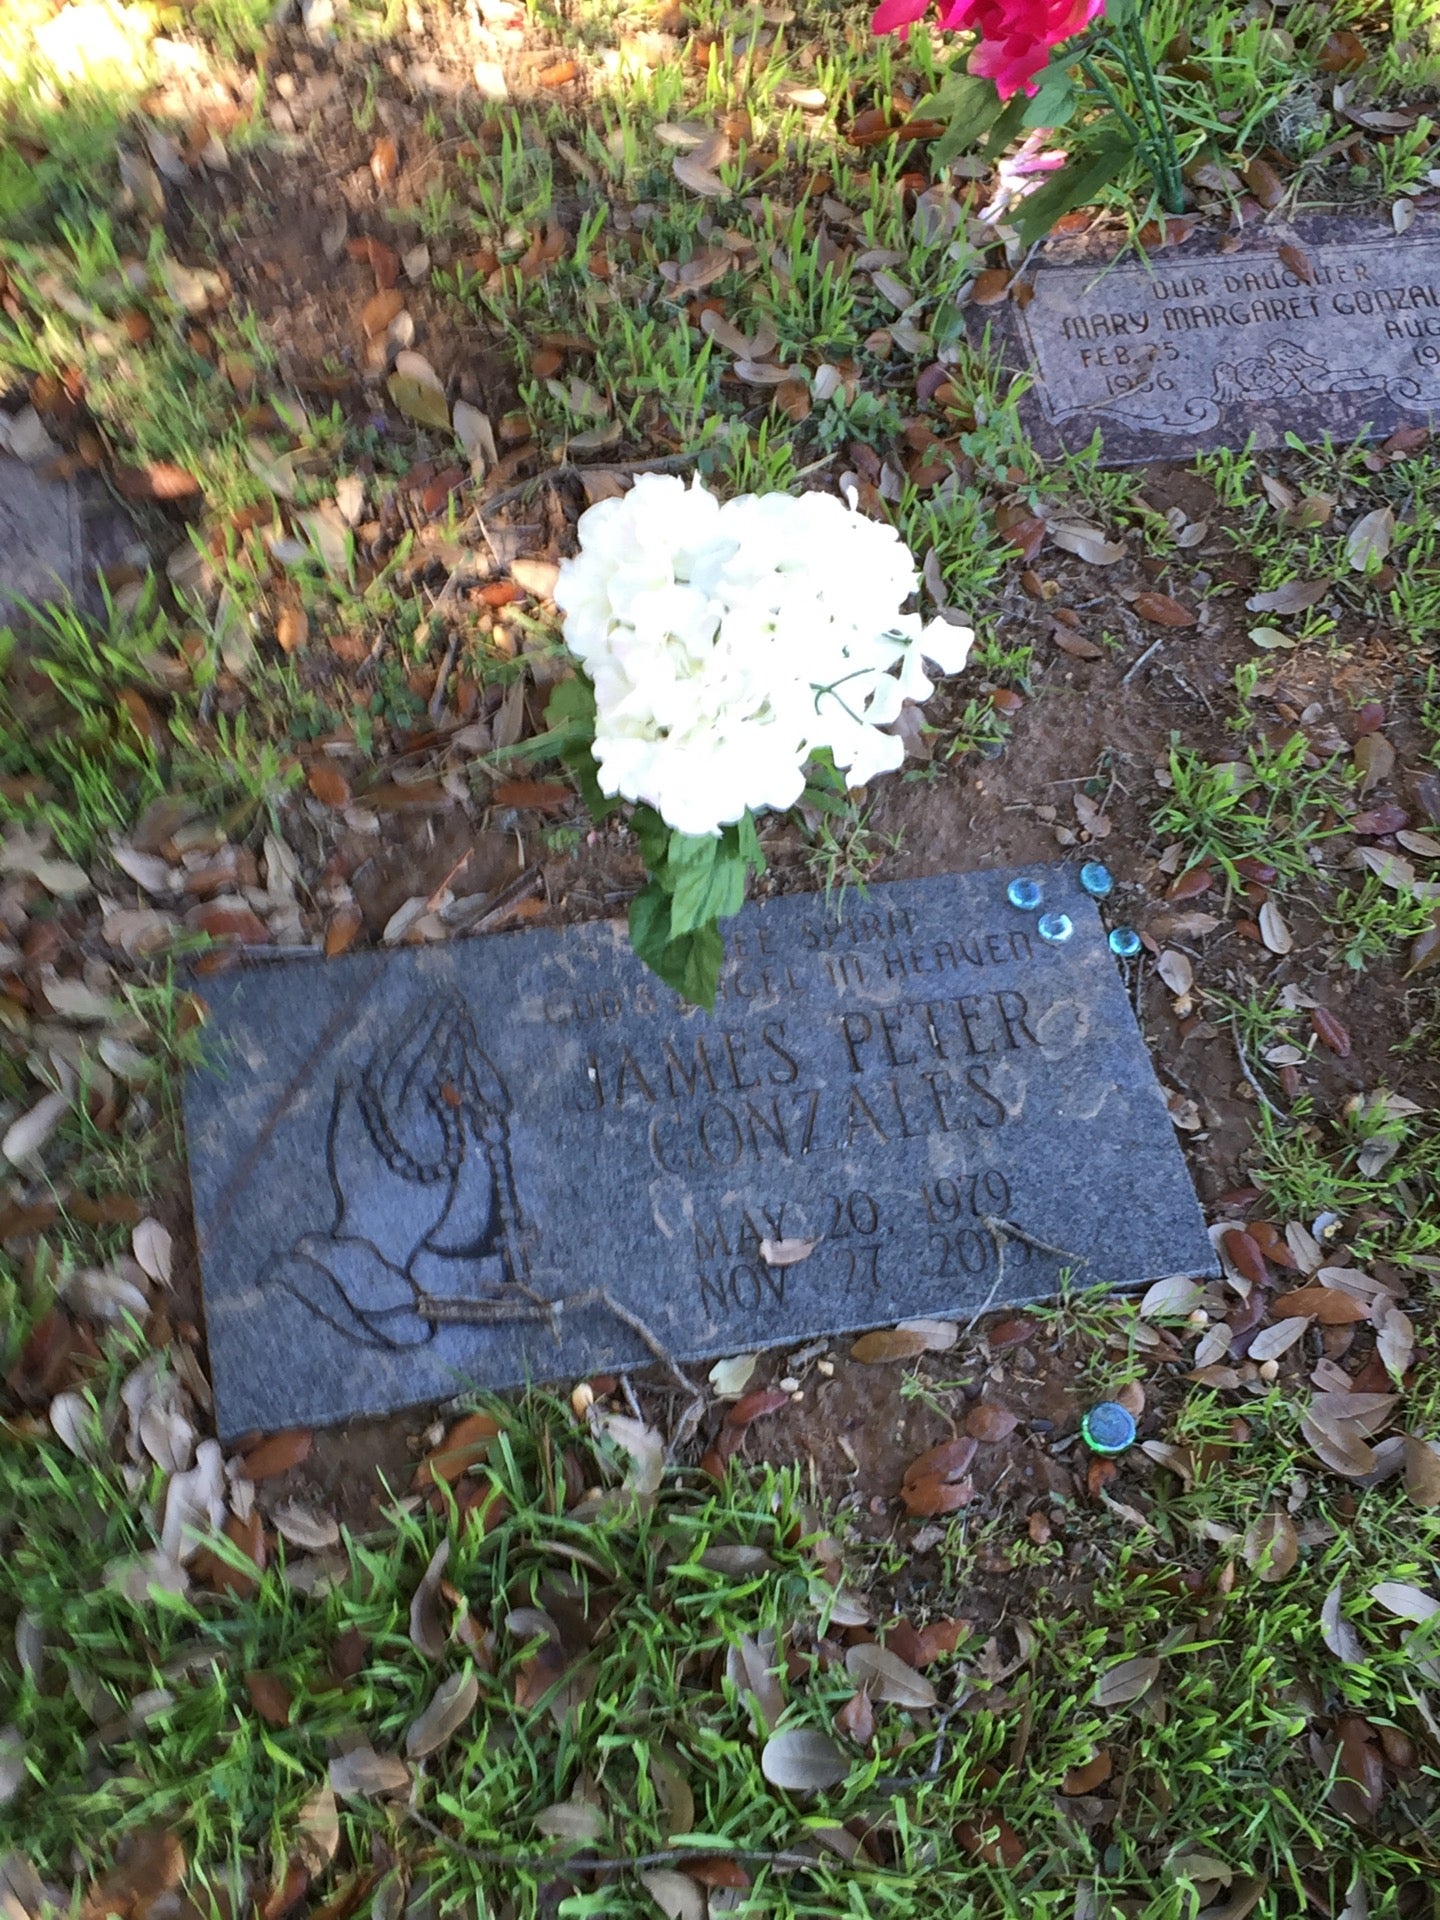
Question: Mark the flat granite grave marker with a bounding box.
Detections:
[0,455,83,611]
[984,216,1440,460]
[184,866,1217,1436]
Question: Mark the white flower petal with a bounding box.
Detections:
[553,477,969,838]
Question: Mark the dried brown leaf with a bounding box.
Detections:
[851,1327,931,1363]
[307,762,351,808]
[836,1688,875,1747]
[1157,948,1193,996]
[295,1784,340,1873]
[1402,1435,1440,1507]
[1243,1510,1299,1581]
[638,1871,705,1920]
[1061,1751,1112,1794]
[965,1404,1019,1443]
[409,1539,451,1658]
[1133,591,1197,627]
[673,151,726,197]
[1222,1228,1270,1288]
[727,1388,790,1426]
[405,1669,479,1757]
[1278,243,1314,284]
[844,1641,937,1708]
[1310,1006,1352,1056]
[1258,899,1293,955]
[1246,578,1329,614]
[1354,733,1396,793]
[903,1438,980,1494]
[238,1430,312,1481]
[328,1744,410,1797]
[759,1728,849,1791]
[970,268,1012,306]
[244,1669,293,1727]
[1093,1653,1160,1707]
[1333,1715,1385,1820]
[416,1411,501,1487]
[1048,522,1125,565]
[369,136,399,189]
[1302,1410,1376,1477]
[1346,506,1395,572]
[1273,1286,1367,1324]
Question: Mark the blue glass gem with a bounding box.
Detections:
[1079,860,1114,899]
[1006,877,1043,911]
[1037,911,1073,944]
[1081,1401,1136,1456]
[1108,926,1142,958]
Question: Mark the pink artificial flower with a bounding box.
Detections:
[947,0,1102,96]
[871,0,933,34]
[873,0,1102,98]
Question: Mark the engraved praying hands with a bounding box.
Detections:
[269,991,534,1349]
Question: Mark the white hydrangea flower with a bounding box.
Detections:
[554,475,975,838]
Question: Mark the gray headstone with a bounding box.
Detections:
[0,456,83,612]
[986,216,1440,460]
[183,867,1217,1436]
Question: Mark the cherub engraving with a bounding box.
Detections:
[1212,339,1382,405]
[268,991,536,1349]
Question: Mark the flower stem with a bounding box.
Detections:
[1082,11,1185,216]
[1118,12,1185,214]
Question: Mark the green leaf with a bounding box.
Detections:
[631,805,671,875]
[667,922,725,1009]
[539,675,614,820]
[543,673,596,743]
[917,72,1005,168]
[669,837,746,937]
[386,373,452,432]
[628,884,724,1009]
[628,880,674,969]
[734,811,764,873]
[983,90,1031,161]
[1021,60,1078,129]
[1012,129,1130,247]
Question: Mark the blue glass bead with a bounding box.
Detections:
[1108,926,1142,958]
[1079,860,1114,899]
[1081,1402,1136,1455]
[1006,877,1043,911]
[1037,911,1073,944]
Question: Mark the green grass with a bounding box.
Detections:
[4,1338,1439,1916]
[1151,734,1351,890]
[3,0,1440,1910]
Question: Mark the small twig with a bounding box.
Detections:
[873,1698,967,1793]
[1122,635,1165,685]
[981,1216,1086,1264]
[420,1294,554,1325]
[425,849,472,913]
[416,1282,704,1458]
[441,865,544,934]
[479,452,698,518]
[961,1244,1009,1338]
[588,1286,706,1457]
[619,1373,645,1423]
[963,1215,1086,1339]
[406,1812,847,1876]
[427,628,464,721]
[1234,1034,1288,1124]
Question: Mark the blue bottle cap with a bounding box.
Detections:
[1006,877,1043,911]
[1108,926,1142,958]
[1037,911,1073,944]
[1079,860,1114,899]
[1081,1402,1136,1455]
